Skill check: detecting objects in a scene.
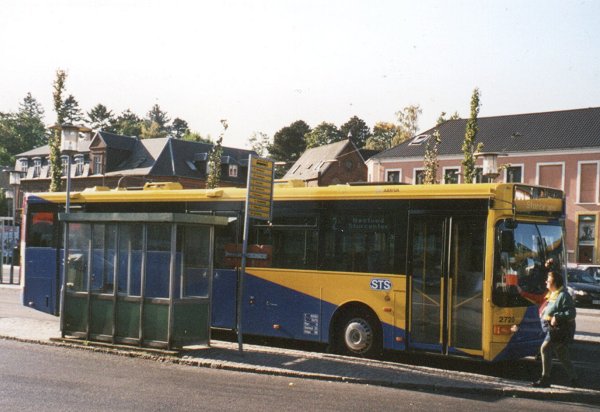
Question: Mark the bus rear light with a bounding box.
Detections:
[383,307,392,313]
[395,336,404,342]
[494,325,514,335]
[273,324,280,330]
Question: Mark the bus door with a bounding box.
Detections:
[409,214,485,356]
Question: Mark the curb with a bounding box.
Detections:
[2,334,600,405]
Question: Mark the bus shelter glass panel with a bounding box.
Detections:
[63,223,91,335]
[117,224,143,297]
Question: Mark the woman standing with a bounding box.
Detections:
[532,270,578,388]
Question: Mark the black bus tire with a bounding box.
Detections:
[336,309,382,358]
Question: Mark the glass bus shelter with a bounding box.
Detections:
[58,212,227,350]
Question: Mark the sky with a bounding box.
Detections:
[1,0,599,150]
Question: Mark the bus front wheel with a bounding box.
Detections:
[336,309,382,358]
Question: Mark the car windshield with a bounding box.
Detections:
[493,220,565,307]
[568,270,597,284]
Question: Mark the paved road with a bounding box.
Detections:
[0,339,594,412]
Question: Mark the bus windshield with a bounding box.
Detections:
[493,220,564,307]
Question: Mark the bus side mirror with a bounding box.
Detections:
[501,230,515,253]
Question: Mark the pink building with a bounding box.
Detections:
[366,107,600,264]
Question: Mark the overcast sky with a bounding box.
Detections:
[2,0,599,149]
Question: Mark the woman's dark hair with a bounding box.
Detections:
[549,271,565,288]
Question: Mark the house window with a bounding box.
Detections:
[474,167,494,183]
[386,170,401,183]
[578,161,599,204]
[19,158,28,173]
[537,162,564,190]
[33,157,42,178]
[92,154,104,175]
[229,164,238,177]
[409,134,430,146]
[443,167,460,184]
[61,156,69,176]
[74,155,84,176]
[505,166,523,183]
[577,215,596,264]
[414,169,425,185]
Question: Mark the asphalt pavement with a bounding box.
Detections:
[1,282,600,405]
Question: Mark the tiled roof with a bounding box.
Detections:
[283,139,354,180]
[372,107,600,160]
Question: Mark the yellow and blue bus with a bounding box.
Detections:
[22,181,565,361]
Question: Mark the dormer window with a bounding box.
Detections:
[74,154,84,176]
[19,158,29,173]
[229,164,238,177]
[92,153,104,175]
[409,134,430,146]
[61,156,69,176]
[33,157,42,178]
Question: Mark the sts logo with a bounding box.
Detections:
[370,278,392,291]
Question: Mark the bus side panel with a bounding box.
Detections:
[211,269,238,329]
[243,272,333,341]
[491,305,544,361]
[23,247,58,314]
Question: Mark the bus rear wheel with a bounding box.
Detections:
[336,310,381,358]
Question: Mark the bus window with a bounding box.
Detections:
[214,214,240,269]
[180,225,211,297]
[321,212,395,274]
[493,220,564,307]
[27,211,56,247]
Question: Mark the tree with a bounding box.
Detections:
[171,118,189,139]
[392,104,422,146]
[340,116,371,148]
[304,122,342,148]
[365,122,398,150]
[206,120,228,189]
[61,95,84,124]
[0,93,46,164]
[49,69,67,192]
[269,120,310,164]
[146,104,170,131]
[140,121,168,139]
[182,130,212,144]
[113,109,143,137]
[248,131,270,157]
[423,113,446,184]
[462,88,483,184]
[87,104,115,131]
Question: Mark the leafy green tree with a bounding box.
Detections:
[146,104,170,130]
[462,88,483,184]
[248,131,270,157]
[365,121,398,150]
[62,94,83,124]
[206,120,228,189]
[269,120,310,164]
[87,104,115,131]
[0,188,8,216]
[113,109,143,137]
[0,93,46,164]
[140,121,168,139]
[340,116,371,148]
[49,69,67,192]
[182,130,212,143]
[392,104,422,146]
[171,118,189,139]
[423,113,447,184]
[304,122,342,148]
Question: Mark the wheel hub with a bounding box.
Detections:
[344,318,373,353]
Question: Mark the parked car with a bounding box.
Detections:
[567,269,600,307]
[577,264,600,283]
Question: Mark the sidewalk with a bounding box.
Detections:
[1,285,599,404]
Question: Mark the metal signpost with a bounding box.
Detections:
[237,155,274,353]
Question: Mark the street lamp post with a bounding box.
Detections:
[8,169,23,283]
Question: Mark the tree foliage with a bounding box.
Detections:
[171,118,189,139]
[182,130,212,143]
[365,122,398,150]
[0,93,46,164]
[462,88,483,184]
[248,131,270,157]
[87,104,115,132]
[269,120,310,163]
[392,104,422,146]
[340,116,371,148]
[206,120,228,189]
[49,69,67,192]
[423,113,447,184]
[304,122,342,148]
[61,95,84,124]
[113,109,143,137]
